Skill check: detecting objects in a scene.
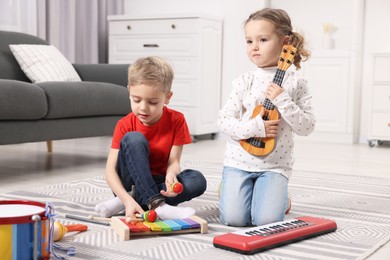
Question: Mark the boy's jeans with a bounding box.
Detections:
[117,132,207,209]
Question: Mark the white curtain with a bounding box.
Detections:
[36,0,123,64]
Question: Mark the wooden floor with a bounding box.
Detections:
[0,136,389,259]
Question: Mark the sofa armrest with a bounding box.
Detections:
[0,79,47,120]
[73,64,129,87]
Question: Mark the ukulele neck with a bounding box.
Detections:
[273,69,286,86]
[263,69,286,110]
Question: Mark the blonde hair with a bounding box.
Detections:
[244,8,310,70]
[128,56,174,93]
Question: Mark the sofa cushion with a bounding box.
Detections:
[73,64,129,87]
[37,82,130,119]
[0,30,48,82]
[0,80,48,120]
[9,44,81,83]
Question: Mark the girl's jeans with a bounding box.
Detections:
[117,132,207,210]
[219,166,288,226]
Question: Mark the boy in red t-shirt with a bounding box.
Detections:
[95,56,206,220]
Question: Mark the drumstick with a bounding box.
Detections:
[88,215,143,222]
[88,209,157,223]
[65,214,110,226]
[127,216,144,222]
[88,215,112,222]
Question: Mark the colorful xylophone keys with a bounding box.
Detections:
[111,215,208,240]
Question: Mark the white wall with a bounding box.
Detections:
[124,0,390,144]
[123,0,266,105]
[271,0,364,144]
[123,0,365,103]
[276,0,390,143]
[270,0,360,51]
[5,0,387,143]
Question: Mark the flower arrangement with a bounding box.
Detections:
[322,23,337,49]
[323,23,337,35]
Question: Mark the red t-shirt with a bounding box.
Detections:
[111,106,192,176]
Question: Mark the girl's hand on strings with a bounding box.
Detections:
[264,119,280,137]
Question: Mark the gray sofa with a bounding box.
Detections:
[0,30,130,151]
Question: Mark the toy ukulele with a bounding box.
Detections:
[240,44,297,156]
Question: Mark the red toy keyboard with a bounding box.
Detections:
[213,216,337,255]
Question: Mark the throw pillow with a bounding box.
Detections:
[9,44,81,83]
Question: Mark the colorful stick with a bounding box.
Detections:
[111,215,208,241]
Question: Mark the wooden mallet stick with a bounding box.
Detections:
[88,215,112,222]
[88,211,157,223]
[87,215,142,223]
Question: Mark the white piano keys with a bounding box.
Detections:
[232,219,311,237]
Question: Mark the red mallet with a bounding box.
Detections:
[171,182,184,194]
[135,210,157,222]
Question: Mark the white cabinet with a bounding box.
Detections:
[368,54,390,146]
[108,15,223,140]
[296,50,359,143]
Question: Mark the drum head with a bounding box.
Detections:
[0,200,47,224]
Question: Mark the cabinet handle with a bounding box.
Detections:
[171,24,176,29]
[127,25,131,30]
[143,44,159,48]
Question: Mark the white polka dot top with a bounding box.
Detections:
[217,67,316,179]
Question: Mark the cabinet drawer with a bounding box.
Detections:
[371,112,390,138]
[108,15,222,137]
[109,54,199,79]
[109,19,199,35]
[109,35,198,57]
[372,85,390,111]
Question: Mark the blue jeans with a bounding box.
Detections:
[117,132,207,210]
[219,166,288,227]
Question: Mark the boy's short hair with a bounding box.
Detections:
[128,56,174,93]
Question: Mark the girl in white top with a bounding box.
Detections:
[218,8,315,227]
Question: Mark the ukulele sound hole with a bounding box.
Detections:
[247,138,265,148]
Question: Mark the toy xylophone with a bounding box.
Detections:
[111,215,208,240]
[213,216,337,255]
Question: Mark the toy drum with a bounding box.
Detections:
[0,200,51,260]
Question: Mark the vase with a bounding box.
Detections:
[323,33,335,49]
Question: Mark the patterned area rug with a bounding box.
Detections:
[2,160,390,260]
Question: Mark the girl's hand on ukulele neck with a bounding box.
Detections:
[264,82,284,101]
